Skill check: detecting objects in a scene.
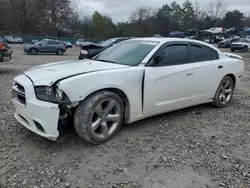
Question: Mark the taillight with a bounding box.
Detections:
[0,43,5,50]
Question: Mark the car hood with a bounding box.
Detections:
[231,42,243,45]
[23,59,129,86]
[81,42,104,47]
[218,41,229,44]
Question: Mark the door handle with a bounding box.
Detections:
[218,65,223,69]
[186,72,193,76]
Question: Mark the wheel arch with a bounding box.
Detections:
[77,87,131,123]
[225,73,236,85]
[29,47,38,52]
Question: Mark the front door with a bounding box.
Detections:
[38,40,49,52]
[143,43,194,114]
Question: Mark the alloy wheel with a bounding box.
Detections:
[90,99,121,139]
[219,79,233,105]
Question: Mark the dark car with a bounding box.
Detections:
[0,38,12,62]
[78,37,131,60]
[23,39,66,55]
[217,38,239,48]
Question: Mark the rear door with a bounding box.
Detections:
[188,43,222,103]
[48,40,61,53]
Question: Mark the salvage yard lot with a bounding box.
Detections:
[0,44,250,188]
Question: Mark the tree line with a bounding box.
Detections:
[0,0,250,39]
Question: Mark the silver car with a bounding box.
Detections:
[23,39,66,55]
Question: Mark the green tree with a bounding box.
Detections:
[91,12,116,39]
[222,10,244,28]
[182,0,195,30]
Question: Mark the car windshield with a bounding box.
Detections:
[221,38,232,42]
[101,38,118,46]
[93,40,159,66]
[36,40,47,45]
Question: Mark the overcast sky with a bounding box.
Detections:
[71,0,250,23]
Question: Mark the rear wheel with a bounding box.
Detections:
[0,56,3,62]
[30,48,38,55]
[230,48,235,52]
[56,49,64,55]
[213,76,235,108]
[74,91,124,144]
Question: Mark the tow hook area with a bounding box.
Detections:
[57,105,74,135]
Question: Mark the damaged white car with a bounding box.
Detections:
[12,38,244,144]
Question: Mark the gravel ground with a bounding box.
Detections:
[0,45,250,188]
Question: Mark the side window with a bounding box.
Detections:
[210,49,219,60]
[157,44,189,66]
[49,41,60,45]
[191,45,211,62]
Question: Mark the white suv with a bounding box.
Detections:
[206,27,225,34]
[231,38,250,52]
[12,37,23,44]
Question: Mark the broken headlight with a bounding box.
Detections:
[35,86,71,105]
[80,50,89,55]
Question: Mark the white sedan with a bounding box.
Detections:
[12,38,244,144]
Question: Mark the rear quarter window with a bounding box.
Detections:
[210,49,219,60]
[191,44,219,62]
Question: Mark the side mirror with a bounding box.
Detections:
[152,53,164,65]
[38,43,41,46]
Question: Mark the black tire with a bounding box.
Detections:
[242,46,248,52]
[213,76,235,108]
[29,48,38,55]
[230,48,235,52]
[56,49,64,55]
[74,90,124,144]
[0,56,3,62]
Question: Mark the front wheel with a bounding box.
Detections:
[213,76,235,108]
[74,91,124,144]
[30,48,38,55]
[242,46,248,52]
[230,48,235,52]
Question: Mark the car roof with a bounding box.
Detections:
[129,37,220,52]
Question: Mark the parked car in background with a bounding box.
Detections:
[5,36,14,43]
[23,39,66,55]
[153,34,163,37]
[231,38,250,52]
[75,39,85,46]
[12,38,244,144]
[217,38,239,48]
[62,41,73,49]
[206,27,225,34]
[169,31,185,37]
[79,37,131,60]
[0,38,12,62]
[12,37,23,44]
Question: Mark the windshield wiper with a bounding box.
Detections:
[96,59,116,64]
